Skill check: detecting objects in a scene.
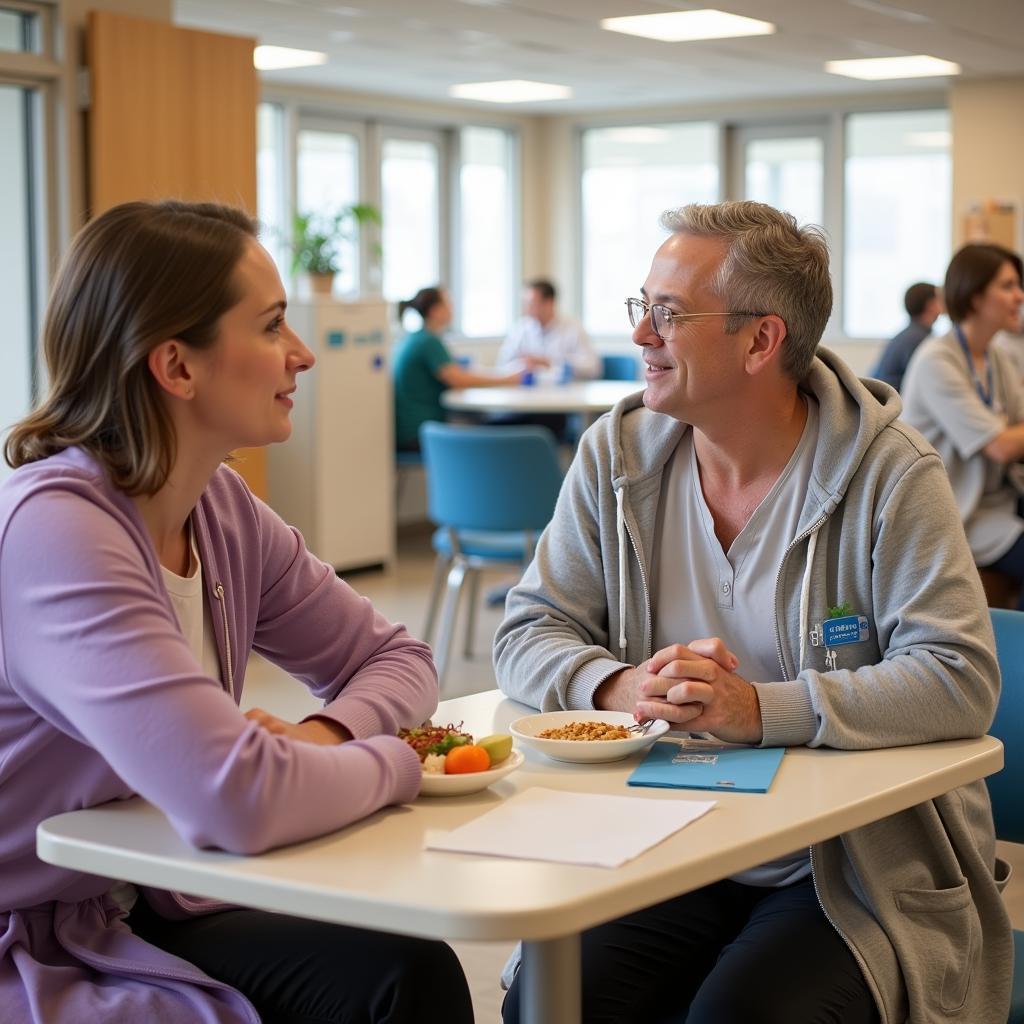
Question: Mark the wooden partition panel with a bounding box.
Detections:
[86,10,267,498]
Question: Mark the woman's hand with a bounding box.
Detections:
[245,707,353,745]
[635,638,763,744]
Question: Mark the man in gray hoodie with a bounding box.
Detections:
[495,201,1011,1023]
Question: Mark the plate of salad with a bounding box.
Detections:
[399,722,523,796]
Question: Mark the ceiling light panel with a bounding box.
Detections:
[600,10,776,42]
[449,79,572,103]
[254,45,328,70]
[824,55,960,79]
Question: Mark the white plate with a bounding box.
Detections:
[510,711,669,763]
[418,749,525,797]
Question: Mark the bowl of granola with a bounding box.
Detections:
[509,711,669,764]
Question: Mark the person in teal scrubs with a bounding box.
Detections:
[392,286,523,451]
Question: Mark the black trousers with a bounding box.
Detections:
[128,897,474,1024]
[502,876,879,1024]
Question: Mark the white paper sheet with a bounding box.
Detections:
[425,787,716,868]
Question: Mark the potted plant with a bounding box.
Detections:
[291,203,381,295]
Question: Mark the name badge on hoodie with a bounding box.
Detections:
[819,614,870,647]
[810,613,870,670]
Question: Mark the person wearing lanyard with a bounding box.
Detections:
[902,243,1024,603]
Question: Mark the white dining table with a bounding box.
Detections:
[441,379,640,427]
[37,689,1003,1024]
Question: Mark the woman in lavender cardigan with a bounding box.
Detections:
[0,201,473,1023]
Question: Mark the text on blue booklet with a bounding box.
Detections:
[627,739,785,794]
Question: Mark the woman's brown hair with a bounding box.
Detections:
[398,286,445,320]
[5,200,257,495]
[944,242,1024,324]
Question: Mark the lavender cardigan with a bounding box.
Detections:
[0,448,435,1022]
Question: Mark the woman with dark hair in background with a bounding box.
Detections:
[902,242,1024,601]
[0,201,473,1023]
[392,285,523,451]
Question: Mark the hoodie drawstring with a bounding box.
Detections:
[615,486,628,662]
[797,529,819,674]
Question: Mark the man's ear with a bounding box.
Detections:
[147,340,196,400]
[745,315,788,376]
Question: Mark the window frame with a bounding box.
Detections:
[294,112,368,296]
[572,94,948,347]
[454,124,520,338]
[727,118,837,336]
[378,122,449,306]
[0,0,59,405]
[841,107,952,340]
[576,118,724,340]
[259,89,522,342]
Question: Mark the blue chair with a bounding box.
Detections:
[987,608,1024,1021]
[419,422,563,691]
[601,353,640,381]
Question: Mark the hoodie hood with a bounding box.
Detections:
[599,346,906,664]
[494,344,1006,1024]
[606,346,903,530]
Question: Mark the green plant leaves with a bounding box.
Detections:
[291,203,381,277]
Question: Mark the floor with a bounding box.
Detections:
[242,526,1024,1023]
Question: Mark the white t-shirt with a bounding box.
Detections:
[159,526,223,687]
[108,525,222,914]
[652,397,819,886]
[497,314,601,382]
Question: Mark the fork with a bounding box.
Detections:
[628,718,655,735]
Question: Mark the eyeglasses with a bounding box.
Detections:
[625,298,767,342]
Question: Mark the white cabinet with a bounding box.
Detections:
[268,298,394,571]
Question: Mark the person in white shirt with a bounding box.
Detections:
[498,278,601,383]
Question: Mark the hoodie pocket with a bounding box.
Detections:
[893,878,978,1014]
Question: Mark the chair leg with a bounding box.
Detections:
[422,553,451,644]
[463,568,480,659]
[433,558,468,695]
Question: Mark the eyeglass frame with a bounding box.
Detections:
[625,297,769,343]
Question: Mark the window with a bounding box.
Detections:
[581,123,720,335]
[844,110,951,338]
[0,3,57,481]
[0,7,34,52]
[742,135,824,229]
[381,133,441,304]
[257,103,288,278]
[296,124,361,296]
[255,103,519,327]
[459,126,514,337]
[0,83,40,482]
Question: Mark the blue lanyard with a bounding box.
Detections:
[954,325,994,408]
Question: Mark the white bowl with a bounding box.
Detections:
[510,711,669,763]
[418,749,525,797]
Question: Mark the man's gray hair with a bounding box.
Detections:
[659,201,832,380]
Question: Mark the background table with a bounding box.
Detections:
[37,690,1003,1024]
[442,380,639,428]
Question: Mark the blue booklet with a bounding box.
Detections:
[627,738,785,794]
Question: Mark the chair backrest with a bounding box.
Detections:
[601,353,640,381]
[988,608,1024,842]
[419,422,563,534]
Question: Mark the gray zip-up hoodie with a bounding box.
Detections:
[494,347,1012,1023]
